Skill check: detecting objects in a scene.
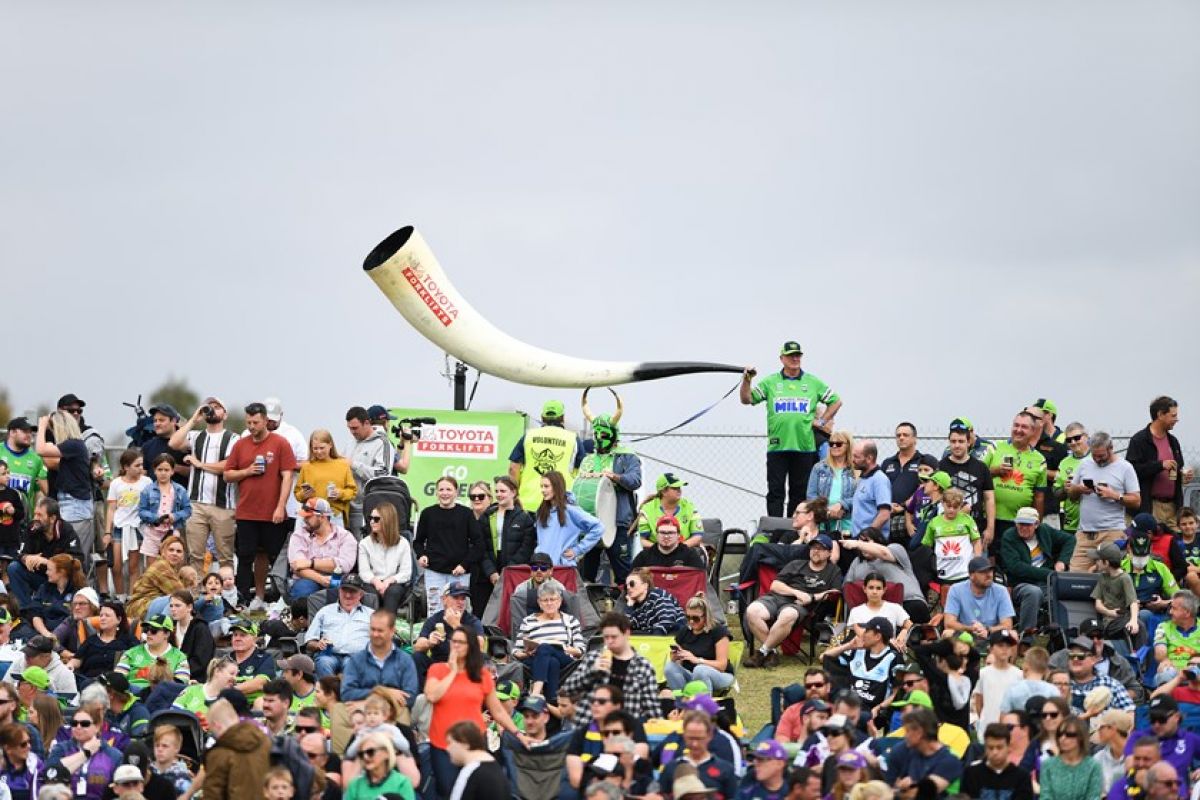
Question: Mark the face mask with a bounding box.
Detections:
[1130,555,1150,569]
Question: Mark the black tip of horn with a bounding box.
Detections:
[363,227,415,272]
[630,362,744,382]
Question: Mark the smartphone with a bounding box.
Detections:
[669,644,681,652]
[1003,456,1014,468]
[1083,479,1095,489]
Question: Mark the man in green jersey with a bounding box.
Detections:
[984,412,1047,565]
[1053,422,1089,536]
[1,418,47,512]
[741,341,842,517]
[280,654,319,714]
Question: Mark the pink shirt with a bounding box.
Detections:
[1151,434,1176,500]
[287,523,357,573]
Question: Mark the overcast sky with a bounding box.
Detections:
[4,1,1198,453]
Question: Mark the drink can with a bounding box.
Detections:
[254,455,266,473]
[327,482,337,497]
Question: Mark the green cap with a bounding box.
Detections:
[956,631,975,645]
[891,689,933,709]
[656,473,688,492]
[1033,398,1058,416]
[672,679,709,699]
[541,400,565,421]
[949,417,973,432]
[230,618,259,637]
[923,471,952,492]
[495,680,520,701]
[15,666,50,691]
[780,341,803,356]
[144,614,175,632]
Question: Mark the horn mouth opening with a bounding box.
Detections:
[363,226,415,272]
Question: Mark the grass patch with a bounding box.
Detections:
[725,612,816,736]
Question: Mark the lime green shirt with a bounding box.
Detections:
[0,443,46,511]
[1054,453,1086,532]
[750,371,838,452]
[173,683,219,715]
[637,497,704,543]
[921,513,981,581]
[116,644,190,693]
[984,442,1047,522]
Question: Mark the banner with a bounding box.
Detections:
[386,408,527,507]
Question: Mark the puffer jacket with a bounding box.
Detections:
[203,721,271,800]
[479,504,537,575]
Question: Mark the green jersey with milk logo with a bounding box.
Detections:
[750,371,838,452]
[0,443,46,511]
[985,442,1048,522]
[1054,453,1086,532]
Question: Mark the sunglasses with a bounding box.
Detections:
[829,442,846,448]
[358,748,380,759]
[64,408,83,416]
[1058,731,1080,739]
[1065,434,1086,443]
[530,565,551,572]
[295,726,320,734]
[602,729,624,736]
[72,719,93,728]
[369,516,381,522]
[469,493,488,501]
[805,681,826,689]
[1041,712,1061,720]
[686,614,705,622]
[625,582,639,589]
[1068,653,1090,661]
[1150,716,1173,725]
[902,679,921,688]
[591,697,614,705]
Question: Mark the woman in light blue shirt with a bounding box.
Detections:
[533,471,603,568]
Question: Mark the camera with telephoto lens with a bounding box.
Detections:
[392,417,437,442]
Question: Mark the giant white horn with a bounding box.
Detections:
[363,227,743,388]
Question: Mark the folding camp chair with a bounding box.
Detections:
[734,561,840,662]
[1046,571,1102,653]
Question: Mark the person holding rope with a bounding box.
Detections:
[741,341,843,518]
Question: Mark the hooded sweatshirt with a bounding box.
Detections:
[534,494,604,567]
[203,721,270,800]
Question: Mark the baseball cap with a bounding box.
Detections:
[263,397,284,422]
[442,582,470,597]
[519,696,548,715]
[530,552,553,568]
[989,629,1019,646]
[753,739,787,760]
[541,400,564,421]
[656,473,688,491]
[682,694,722,716]
[147,403,180,421]
[112,765,144,784]
[656,515,681,532]
[5,417,32,432]
[672,680,709,700]
[968,556,995,574]
[495,680,520,701]
[203,396,226,411]
[801,698,830,715]
[1033,398,1058,416]
[1129,513,1159,536]
[339,574,367,592]
[14,666,50,691]
[56,393,86,410]
[1148,695,1179,720]
[99,671,131,694]
[821,713,851,734]
[1014,507,1040,525]
[366,405,395,421]
[23,635,55,656]
[863,617,894,640]
[281,654,316,676]
[949,417,973,432]
[230,618,259,636]
[299,498,333,518]
[837,751,868,770]
[923,471,952,491]
[43,765,69,785]
[1067,635,1095,653]
[1096,543,1124,565]
[955,631,975,646]
[1096,709,1134,734]
[144,614,175,632]
[809,534,834,551]
[780,341,803,356]
[891,689,933,709]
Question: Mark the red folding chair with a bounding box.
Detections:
[495,565,581,636]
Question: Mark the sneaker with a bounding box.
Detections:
[248,596,266,612]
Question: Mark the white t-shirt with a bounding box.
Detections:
[185,429,238,507]
[846,601,910,632]
[972,663,1022,739]
[107,476,151,530]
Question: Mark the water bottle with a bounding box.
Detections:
[330,566,342,590]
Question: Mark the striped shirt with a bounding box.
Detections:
[627,587,686,636]
[515,612,585,652]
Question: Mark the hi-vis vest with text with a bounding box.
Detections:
[518,425,577,510]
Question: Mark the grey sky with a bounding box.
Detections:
[4,1,1198,452]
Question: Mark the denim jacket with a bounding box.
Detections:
[806,462,857,507]
[137,480,193,531]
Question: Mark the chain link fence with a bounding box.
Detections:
[623,428,1200,533]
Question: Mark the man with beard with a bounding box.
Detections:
[1067,431,1141,573]
[1,417,46,512]
[170,397,239,571]
[140,403,190,485]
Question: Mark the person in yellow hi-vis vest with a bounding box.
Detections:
[508,401,585,512]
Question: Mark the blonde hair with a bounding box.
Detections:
[49,411,82,443]
[684,594,716,633]
[942,488,965,508]
[371,501,401,549]
[154,724,182,746]
[824,431,854,468]
[848,781,894,800]
[264,766,294,791]
[358,731,397,771]
[307,429,340,460]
